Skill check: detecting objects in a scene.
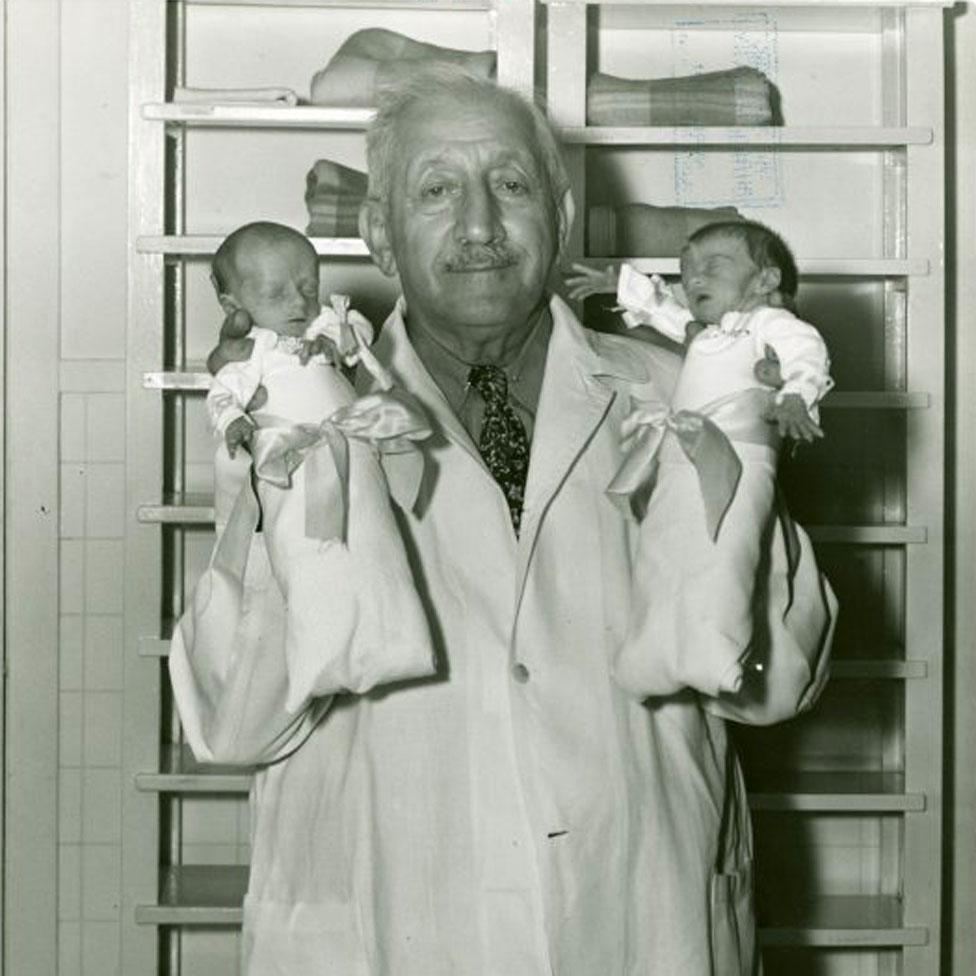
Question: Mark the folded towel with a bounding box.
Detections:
[306,208,365,238]
[310,28,495,107]
[306,159,369,199]
[304,160,370,237]
[172,86,299,106]
[587,203,742,257]
[586,66,774,127]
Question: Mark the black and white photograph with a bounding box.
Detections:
[2,1,974,973]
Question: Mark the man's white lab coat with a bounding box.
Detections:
[170,295,835,975]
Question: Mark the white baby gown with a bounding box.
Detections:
[611,266,833,699]
[176,321,435,715]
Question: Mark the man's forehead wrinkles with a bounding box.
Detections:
[409,143,537,172]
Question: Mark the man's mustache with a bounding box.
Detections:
[443,245,518,272]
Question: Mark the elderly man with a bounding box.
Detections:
[172,68,834,975]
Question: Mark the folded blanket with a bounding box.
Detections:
[173,86,298,106]
[586,66,774,127]
[310,28,495,107]
[307,213,363,238]
[304,159,370,237]
[588,203,742,257]
[306,159,369,198]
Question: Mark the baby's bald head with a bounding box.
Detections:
[212,222,317,294]
[212,222,321,337]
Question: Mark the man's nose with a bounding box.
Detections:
[455,181,502,245]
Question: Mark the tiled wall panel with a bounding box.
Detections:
[55,2,130,972]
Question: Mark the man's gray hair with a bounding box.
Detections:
[364,65,570,212]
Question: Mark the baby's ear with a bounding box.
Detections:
[755,266,782,298]
[215,289,242,317]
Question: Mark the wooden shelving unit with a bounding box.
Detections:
[542,2,947,973]
[135,864,930,949]
[125,1,949,972]
[559,125,934,146]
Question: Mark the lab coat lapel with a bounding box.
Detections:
[515,297,646,600]
[366,301,487,503]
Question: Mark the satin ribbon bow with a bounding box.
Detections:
[607,401,743,541]
[250,387,432,543]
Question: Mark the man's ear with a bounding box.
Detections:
[555,187,576,258]
[359,199,398,278]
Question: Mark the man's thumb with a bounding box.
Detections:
[221,307,253,339]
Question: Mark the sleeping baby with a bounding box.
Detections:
[566,219,833,699]
[185,221,435,710]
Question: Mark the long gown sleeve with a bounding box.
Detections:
[754,307,834,415]
[206,328,278,437]
[168,478,333,766]
[702,501,837,726]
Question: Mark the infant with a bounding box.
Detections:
[186,221,434,710]
[567,220,833,698]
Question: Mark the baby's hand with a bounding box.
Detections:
[564,263,619,301]
[768,393,824,443]
[298,333,341,366]
[754,343,783,389]
[225,415,255,459]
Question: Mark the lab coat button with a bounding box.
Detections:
[512,663,530,683]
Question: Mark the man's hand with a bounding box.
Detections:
[683,320,706,349]
[767,393,824,443]
[564,263,619,301]
[206,307,256,376]
[224,415,256,458]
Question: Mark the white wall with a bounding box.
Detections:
[6,1,130,973]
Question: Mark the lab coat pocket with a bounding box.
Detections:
[709,861,760,976]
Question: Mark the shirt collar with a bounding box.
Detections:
[405,305,552,417]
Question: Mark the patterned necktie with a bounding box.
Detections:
[468,364,530,534]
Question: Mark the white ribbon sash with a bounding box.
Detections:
[251,388,432,543]
[608,388,779,540]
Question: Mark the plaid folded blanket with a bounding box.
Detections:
[586,66,775,127]
[587,203,742,257]
[305,160,370,237]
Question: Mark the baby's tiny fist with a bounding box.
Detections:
[225,416,255,458]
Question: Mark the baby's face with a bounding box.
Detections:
[228,237,320,337]
[679,235,768,324]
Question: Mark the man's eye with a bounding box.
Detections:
[420,182,450,200]
[498,178,528,196]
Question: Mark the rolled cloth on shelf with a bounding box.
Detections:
[587,203,742,257]
[586,66,775,127]
[305,159,370,237]
[310,28,495,107]
[172,86,299,106]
